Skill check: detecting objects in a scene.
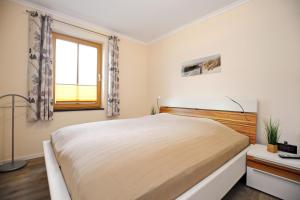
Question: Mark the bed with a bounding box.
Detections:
[44,106,257,200]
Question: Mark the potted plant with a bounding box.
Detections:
[264,118,280,153]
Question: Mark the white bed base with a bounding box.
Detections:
[44,140,71,200]
[43,140,250,200]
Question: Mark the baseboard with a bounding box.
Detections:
[0,153,44,164]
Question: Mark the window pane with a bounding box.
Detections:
[55,39,77,84]
[55,85,97,102]
[78,44,98,86]
[53,33,101,108]
[55,84,77,102]
[78,85,97,101]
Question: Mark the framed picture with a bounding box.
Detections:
[181,54,221,77]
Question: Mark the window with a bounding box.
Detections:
[52,32,102,111]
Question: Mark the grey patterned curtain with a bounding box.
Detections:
[27,11,53,121]
[107,36,120,117]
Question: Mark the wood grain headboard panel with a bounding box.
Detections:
[160,107,257,144]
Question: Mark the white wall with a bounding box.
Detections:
[0,0,149,161]
[148,0,300,149]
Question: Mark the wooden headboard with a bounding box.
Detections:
[160,107,257,144]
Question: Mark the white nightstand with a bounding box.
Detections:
[246,144,300,200]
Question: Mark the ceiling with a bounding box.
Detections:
[24,0,242,43]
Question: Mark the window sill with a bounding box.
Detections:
[54,108,105,112]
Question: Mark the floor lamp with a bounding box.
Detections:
[0,94,31,172]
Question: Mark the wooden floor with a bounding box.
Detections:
[223,176,279,200]
[0,157,279,200]
[0,158,50,200]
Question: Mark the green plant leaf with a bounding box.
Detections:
[264,117,280,145]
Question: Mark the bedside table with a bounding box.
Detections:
[246,144,300,200]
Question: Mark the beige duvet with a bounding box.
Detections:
[51,113,249,200]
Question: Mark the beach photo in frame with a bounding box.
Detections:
[181,54,221,77]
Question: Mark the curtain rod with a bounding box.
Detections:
[25,10,111,38]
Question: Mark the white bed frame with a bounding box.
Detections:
[44,97,257,199]
[43,140,250,200]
